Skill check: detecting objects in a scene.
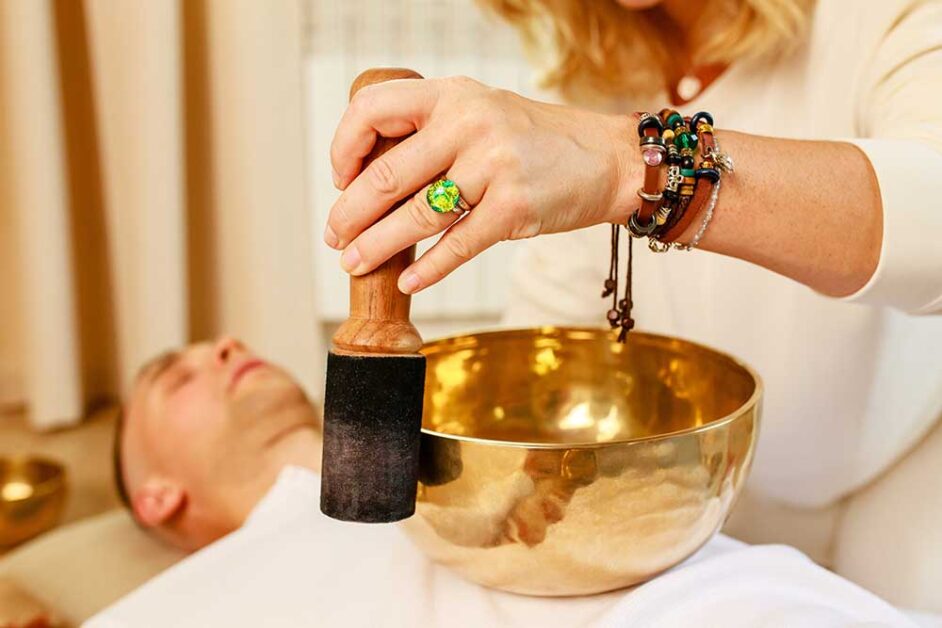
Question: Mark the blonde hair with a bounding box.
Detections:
[475,0,816,105]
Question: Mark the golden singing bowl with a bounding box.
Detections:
[0,456,67,548]
[401,327,761,596]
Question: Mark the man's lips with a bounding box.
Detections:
[229,358,267,392]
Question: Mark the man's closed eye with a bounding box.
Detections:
[166,370,195,394]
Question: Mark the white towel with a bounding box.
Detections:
[86,466,923,628]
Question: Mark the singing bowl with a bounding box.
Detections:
[0,456,67,548]
[401,327,761,596]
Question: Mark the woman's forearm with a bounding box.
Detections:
[326,78,885,298]
[612,125,883,297]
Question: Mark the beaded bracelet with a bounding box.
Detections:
[603,108,734,341]
[657,113,726,244]
[626,109,733,250]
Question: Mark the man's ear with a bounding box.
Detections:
[131,479,186,527]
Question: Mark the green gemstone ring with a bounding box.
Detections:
[426,178,471,214]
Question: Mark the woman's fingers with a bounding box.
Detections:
[326,125,459,250]
[397,196,508,294]
[330,78,440,189]
[341,165,488,275]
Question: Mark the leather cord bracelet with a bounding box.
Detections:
[636,114,667,226]
[657,113,718,243]
[657,130,732,245]
[649,112,733,248]
[649,192,694,251]
[658,169,717,242]
[603,108,733,339]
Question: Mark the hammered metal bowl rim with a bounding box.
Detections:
[0,455,68,500]
[418,325,763,450]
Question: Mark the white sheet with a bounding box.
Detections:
[86,466,922,628]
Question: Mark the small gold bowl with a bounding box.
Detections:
[402,327,761,596]
[0,456,68,548]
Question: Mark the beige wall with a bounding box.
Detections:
[0,191,24,409]
[0,0,318,428]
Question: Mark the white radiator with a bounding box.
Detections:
[304,0,558,325]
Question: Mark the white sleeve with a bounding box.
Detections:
[837,0,942,315]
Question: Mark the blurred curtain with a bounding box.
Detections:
[0,0,320,430]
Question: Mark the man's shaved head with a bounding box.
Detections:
[114,351,180,515]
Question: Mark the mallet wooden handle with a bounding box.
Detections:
[332,68,424,356]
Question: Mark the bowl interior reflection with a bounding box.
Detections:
[0,457,64,499]
[0,456,68,548]
[420,327,757,445]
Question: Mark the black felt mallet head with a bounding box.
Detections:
[320,68,427,523]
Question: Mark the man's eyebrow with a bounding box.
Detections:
[143,351,182,385]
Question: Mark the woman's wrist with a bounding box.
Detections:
[604,112,644,226]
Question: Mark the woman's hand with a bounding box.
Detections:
[325,76,636,294]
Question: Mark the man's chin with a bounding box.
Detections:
[233,373,314,417]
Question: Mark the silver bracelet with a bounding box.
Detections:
[675,178,720,251]
[674,137,730,252]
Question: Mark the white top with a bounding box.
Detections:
[503,0,942,508]
[86,466,918,628]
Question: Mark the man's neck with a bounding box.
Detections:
[223,426,323,531]
[274,425,323,474]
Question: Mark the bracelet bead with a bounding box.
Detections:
[628,210,658,236]
[639,136,666,167]
[695,167,721,183]
[665,165,682,192]
[676,132,698,151]
[639,135,666,147]
[655,204,672,225]
[637,114,664,137]
[691,111,714,129]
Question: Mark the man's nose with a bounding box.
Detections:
[213,336,244,365]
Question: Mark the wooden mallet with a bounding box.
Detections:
[320,68,426,523]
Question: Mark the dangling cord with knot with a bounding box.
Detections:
[601,224,635,343]
[618,235,635,342]
[602,224,619,317]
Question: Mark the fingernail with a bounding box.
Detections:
[331,168,341,189]
[399,272,420,294]
[341,245,361,273]
[323,225,339,249]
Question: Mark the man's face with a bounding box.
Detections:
[121,337,319,548]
